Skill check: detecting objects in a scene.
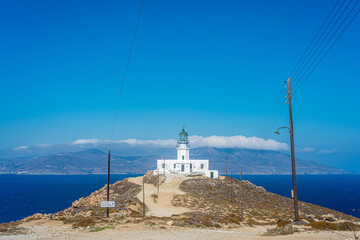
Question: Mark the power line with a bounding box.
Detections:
[255,84,287,149]
[293,3,360,96]
[254,86,285,148]
[288,0,343,78]
[292,0,356,89]
[109,0,145,150]
[256,0,360,150]
[258,102,287,150]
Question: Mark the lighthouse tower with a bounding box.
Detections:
[154,128,218,178]
[177,129,190,161]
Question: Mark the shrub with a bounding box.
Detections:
[277,220,292,227]
[306,221,359,231]
[90,226,115,232]
[72,218,95,228]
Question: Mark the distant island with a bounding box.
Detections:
[0,147,347,175]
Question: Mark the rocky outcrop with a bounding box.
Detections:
[173,177,359,226]
[52,178,144,223]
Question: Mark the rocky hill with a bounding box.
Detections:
[2,172,359,237]
[0,148,347,175]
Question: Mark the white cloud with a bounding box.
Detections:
[319,148,338,154]
[71,138,177,148]
[13,145,29,151]
[71,135,288,151]
[72,139,101,145]
[189,135,288,150]
[116,139,177,147]
[296,147,316,153]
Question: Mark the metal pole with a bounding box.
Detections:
[107,150,110,218]
[287,78,299,222]
[142,178,145,216]
[240,169,243,220]
[225,155,228,177]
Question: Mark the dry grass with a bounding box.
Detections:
[175,177,359,226]
[277,220,292,227]
[307,221,360,231]
[0,222,26,235]
[71,218,96,228]
[143,171,165,187]
[262,225,299,236]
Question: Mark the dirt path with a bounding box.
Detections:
[0,220,353,240]
[128,175,192,217]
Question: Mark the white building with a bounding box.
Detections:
[154,129,218,179]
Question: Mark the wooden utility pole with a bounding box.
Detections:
[287,78,299,222]
[142,178,145,216]
[240,169,243,220]
[230,170,233,203]
[106,150,110,218]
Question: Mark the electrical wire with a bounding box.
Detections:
[256,0,360,150]
[108,0,145,150]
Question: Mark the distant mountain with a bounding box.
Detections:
[192,148,347,174]
[0,149,157,175]
[0,148,347,175]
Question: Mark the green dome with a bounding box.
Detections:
[179,128,188,136]
[178,128,189,144]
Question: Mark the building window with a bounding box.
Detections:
[182,155,184,160]
[162,163,165,169]
[173,164,176,168]
[201,164,204,169]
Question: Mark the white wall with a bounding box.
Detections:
[177,144,190,161]
[205,170,219,179]
[155,159,209,174]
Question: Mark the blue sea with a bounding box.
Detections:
[0,174,359,223]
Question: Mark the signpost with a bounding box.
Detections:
[101,201,115,208]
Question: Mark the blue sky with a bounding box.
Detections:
[1,0,359,171]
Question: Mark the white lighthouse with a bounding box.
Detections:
[177,129,190,161]
[154,128,218,179]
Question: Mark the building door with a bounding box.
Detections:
[190,163,192,172]
[181,164,184,172]
[210,171,214,178]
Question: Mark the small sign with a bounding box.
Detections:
[101,201,115,208]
